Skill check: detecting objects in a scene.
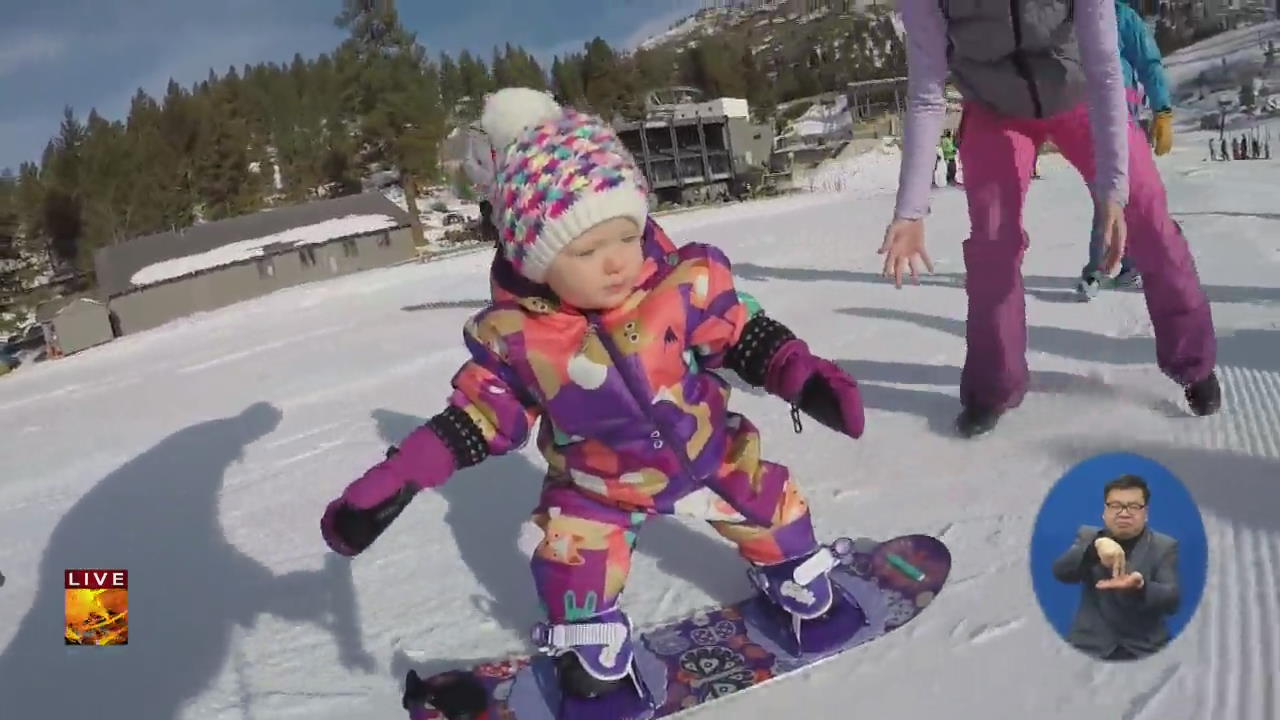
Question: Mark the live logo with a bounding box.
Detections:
[64,569,128,589]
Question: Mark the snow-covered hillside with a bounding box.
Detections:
[1,23,1279,720]
[1164,19,1280,90]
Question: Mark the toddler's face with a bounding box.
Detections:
[545,217,645,310]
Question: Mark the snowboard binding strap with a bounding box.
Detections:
[531,610,658,705]
[531,621,631,671]
[750,538,860,651]
[793,538,854,587]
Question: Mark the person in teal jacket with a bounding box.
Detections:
[1077,0,1174,300]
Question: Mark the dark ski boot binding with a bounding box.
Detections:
[955,405,1002,438]
[1185,371,1221,416]
[402,669,488,720]
[749,538,868,656]
[531,609,655,718]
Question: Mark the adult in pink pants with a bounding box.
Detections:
[879,0,1220,437]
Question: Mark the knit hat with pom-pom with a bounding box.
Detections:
[478,87,649,283]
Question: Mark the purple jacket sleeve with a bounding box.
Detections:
[447,310,542,456]
[1077,0,1130,207]
[685,243,750,370]
[894,0,951,221]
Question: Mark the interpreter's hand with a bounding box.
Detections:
[1151,110,1173,156]
[1094,537,1126,577]
[878,218,933,289]
[1095,199,1128,274]
[1096,571,1145,591]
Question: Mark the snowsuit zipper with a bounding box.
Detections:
[587,313,698,485]
[1008,0,1046,118]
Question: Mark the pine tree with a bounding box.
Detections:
[193,71,263,221]
[439,53,464,114]
[741,45,776,122]
[124,88,193,236]
[15,163,46,261]
[47,107,85,193]
[581,38,628,120]
[497,45,547,91]
[320,144,361,197]
[41,186,81,269]
[683,37,747,99]
[335,0,445,246]
[492,45,512,89]
[259,59,318,200]
[78,110,133,262]
[551,56,587,105]
[0,170,24,308]
[515,46,549,90]
[456,50,494,119]
[40,108,87,269]
[335,0,409,50]
[633,47,678,99]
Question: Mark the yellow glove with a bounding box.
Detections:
[1152,110,1173,156]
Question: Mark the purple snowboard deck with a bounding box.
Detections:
[404,534,950,720]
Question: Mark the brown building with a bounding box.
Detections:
[36,297,114,357]
[94,192,415,336]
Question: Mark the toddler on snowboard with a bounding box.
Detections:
[320,88,867,717]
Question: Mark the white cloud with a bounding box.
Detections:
[0,33,69,77]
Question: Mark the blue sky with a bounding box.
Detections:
[0,0,702,173]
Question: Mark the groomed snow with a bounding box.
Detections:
[1,23,1278,720]
[129,214,404,287]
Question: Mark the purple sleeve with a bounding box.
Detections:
[1075,0,1130,206]
[893,0,951,221]
[447,312,541,456]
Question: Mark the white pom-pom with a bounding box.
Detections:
[480,87,563,152]
[462,127,497,195]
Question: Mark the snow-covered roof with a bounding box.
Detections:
[94,192,412,297]
[35,296,104,323]
[128,214,402,287]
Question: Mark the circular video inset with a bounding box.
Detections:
[1029,452,1207,661]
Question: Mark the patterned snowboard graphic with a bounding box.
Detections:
[403,534,950,720]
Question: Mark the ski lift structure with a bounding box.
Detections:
[616,86,775,206]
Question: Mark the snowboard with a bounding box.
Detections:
[401,534,950,720]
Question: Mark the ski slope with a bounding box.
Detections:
[3,43,1280,720]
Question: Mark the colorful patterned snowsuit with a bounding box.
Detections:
[445,219,818,623]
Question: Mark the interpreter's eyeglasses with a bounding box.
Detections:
[1106,502,1146,513]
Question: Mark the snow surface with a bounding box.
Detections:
[380,186,485,251]
[3,28,1280,720]
[1163,20,1280,90]
[780,95,853,142]
[638,12,711,51]
[797,138,908,194]
[130,214,404,287]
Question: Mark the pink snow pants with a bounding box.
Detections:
[956,100,1216,411]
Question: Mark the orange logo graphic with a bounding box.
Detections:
[65,569,128,646]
